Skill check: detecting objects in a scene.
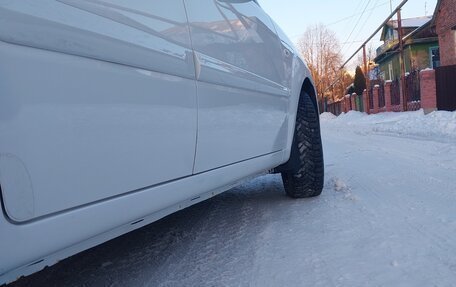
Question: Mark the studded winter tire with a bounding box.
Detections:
[281,92,324,198]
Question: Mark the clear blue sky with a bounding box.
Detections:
[259,0,437,68]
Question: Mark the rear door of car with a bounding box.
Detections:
[0,0,197,222]
[183,0,290,173]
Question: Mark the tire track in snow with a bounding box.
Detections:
[148,176,283,287]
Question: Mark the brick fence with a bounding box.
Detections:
[420,69,437,113]
[340,69,437,114]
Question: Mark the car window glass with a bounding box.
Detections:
[186,0,283,81]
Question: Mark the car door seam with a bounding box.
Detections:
[182,0,200,174]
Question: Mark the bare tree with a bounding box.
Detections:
[297,23,344,101]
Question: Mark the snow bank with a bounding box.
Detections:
[321,109,456,141]
[320,112,337,121]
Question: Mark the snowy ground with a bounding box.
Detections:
[9,110,456,287]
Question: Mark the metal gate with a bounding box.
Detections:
[405,70,421,111]
[390,78,401,106]
[326,101,343,116]
[436,65,456,111]
[378,83,386,108]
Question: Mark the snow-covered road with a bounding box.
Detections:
[10,111,456,287]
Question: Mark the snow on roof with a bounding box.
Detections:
[387,16,432,29]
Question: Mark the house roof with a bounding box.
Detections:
[387,16,432,29]
[380,16,432,40]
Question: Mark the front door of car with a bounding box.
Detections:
[184,0,291,173]
[0,0,198,221]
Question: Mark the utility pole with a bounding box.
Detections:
[397,9,407,111]
[363,45,370,114]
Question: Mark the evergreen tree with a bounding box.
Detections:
[353,66,366,96]
[347,84,355,95]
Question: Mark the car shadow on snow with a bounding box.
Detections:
[8,174,323,287]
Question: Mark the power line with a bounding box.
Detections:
[341,0,374,56]
[343,0,379,61]
[342,0,408,69]
[340,0,369,42]
[323,0,410,94]
[326,1,390,26]
[290,1,389,43]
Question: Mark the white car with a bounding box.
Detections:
[0,0,323,284]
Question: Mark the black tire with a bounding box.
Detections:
[281,92,324,198]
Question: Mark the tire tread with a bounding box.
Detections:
[281,93,324,198]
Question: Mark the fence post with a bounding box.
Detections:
[351,93,357,111]
[385,81,392,112]
[363,89,369,113]
[344,94,350,112]
[399,77,405,112]
[373,85,380,114]
[420,69,437,114]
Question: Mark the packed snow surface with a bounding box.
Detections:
[9,110,456,287]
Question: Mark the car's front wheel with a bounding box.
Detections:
[281,92,324,198]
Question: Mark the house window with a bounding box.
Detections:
[388,62,394,80]
[430,47,440,68]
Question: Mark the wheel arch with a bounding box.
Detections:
[301,77,319,114]
[274,77,319,174]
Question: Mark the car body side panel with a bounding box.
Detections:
[0,0,198,221]
[0,150,285,284]
[184,0,290,173]
[0,0,315,284]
